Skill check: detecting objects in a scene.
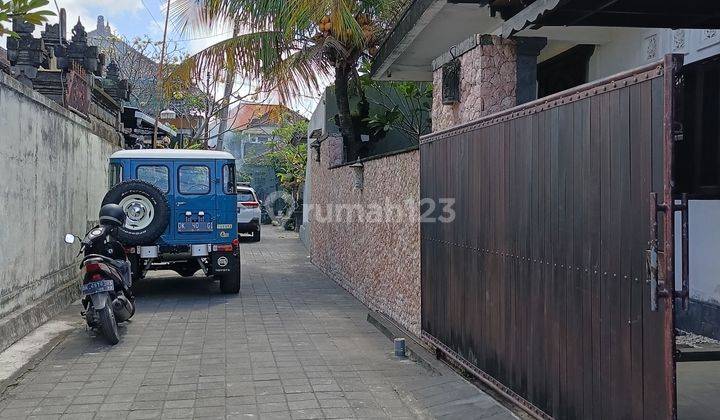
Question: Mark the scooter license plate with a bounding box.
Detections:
[81,280,114,295]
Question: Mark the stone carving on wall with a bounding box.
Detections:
[643,34,658,61]
[673,30,687,52]
[700,29,720,49]
[5,9,130,123]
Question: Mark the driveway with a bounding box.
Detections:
[0,228,514,419]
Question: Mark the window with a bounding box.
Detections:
[537,45,595,98]
[108,163,122,187]
[137,165,169,192]
[178,165,210,194]
[223,164,236,194]
[237,190,255,202]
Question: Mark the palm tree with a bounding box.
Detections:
[171,0,406,145]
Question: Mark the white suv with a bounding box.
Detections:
[237,186,261,241]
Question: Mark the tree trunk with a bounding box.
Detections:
[334,61,357,145]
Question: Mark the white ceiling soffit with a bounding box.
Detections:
[511,25,639,45]
[371,0,445,80]
[373,1,503,81]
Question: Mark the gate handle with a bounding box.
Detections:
[647,192,690,312]
[676,193,690,310]
[647,192,662,312]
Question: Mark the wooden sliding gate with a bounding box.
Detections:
[420,55,685,419]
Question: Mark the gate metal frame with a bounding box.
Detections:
[420,54,684,419]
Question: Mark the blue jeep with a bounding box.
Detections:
[103,149,240,293]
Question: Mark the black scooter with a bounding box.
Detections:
[65,204,135,344]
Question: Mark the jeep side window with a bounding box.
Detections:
[179,165,210,194]
[108,163,122,187]
[223,164,236,194]
[137,165,169,193]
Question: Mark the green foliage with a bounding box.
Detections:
[236,171,252,183]
[358,60,432,143]
[171,0,407,100]
[365,106,402,136]
[252,115,309,199]
[0,0,54,37]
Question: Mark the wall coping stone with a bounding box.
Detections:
[432,34,480,71]
[328,144,419,170]
[0,70,121,146]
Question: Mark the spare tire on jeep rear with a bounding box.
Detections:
[102,180,169,245]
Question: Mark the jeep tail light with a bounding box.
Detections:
[216,244,233,252]
[241,201,259,208]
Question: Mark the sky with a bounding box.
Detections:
[2,0,321,117]
[51,0,232,57]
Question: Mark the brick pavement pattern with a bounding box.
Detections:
[0,228,514,419]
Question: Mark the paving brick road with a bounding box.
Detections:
[0,228,514,420]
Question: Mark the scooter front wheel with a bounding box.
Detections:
[98,296,120,345]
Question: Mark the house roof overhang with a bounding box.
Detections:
[370,0,502,81]
[502,0,720,37]
[369,0,624,81]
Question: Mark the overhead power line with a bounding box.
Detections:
[139,0,163,30]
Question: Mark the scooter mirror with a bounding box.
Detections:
[64,234,75,244]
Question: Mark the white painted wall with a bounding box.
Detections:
[675,201,720,304]
[300,92,327,247]
[0,71,120,351]
[588,28,720,81]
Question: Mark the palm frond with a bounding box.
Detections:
[171,0,283,34]
[267,40,331,101]
[166,30,287,94]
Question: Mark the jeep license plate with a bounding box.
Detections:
[177,222,213,232]
[81,279,114,295]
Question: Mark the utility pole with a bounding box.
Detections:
[215,18,242,152]
[204,71,211,148]
[152,0,172,149]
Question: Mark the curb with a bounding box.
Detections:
[366,311,444,376]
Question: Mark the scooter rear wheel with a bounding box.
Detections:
[98,296,120,345]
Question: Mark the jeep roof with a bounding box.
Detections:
[111,149,235,160]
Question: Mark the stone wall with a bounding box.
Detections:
[0,71,121,352]
[432,35,517,131]
[308,140,421,335]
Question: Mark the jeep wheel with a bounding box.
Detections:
[251,228,261,242]
[102,180,169,245]
[219,267,240,294]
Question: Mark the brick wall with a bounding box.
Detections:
[308,141,421,335]
[432,35,517,131]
